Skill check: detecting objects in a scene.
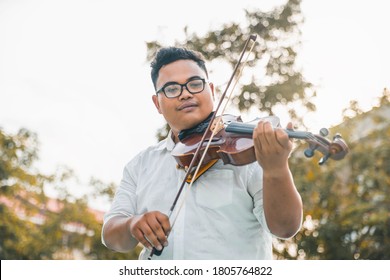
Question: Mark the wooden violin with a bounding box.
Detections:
[172,114,349,168]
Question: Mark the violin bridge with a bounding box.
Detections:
[210,116,224,134]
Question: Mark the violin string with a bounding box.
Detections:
[229,122,325,153]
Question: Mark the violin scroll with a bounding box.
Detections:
[301,128,349,165]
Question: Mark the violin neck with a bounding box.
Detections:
[225,122,312,140]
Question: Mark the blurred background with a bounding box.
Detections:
[1,0,389,259]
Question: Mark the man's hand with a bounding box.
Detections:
[253,121,293,170]
[129,211,171,251]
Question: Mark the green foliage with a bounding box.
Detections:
[276,90,390,259]
[0,127,137,260]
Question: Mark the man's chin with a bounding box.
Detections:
[180,114,212,131]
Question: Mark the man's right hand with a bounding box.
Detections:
[128,211,171,251]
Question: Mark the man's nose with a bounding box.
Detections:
[178,86,193,100]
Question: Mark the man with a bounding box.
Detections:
[102,47,303,259]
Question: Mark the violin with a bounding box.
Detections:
[172,114,349,169]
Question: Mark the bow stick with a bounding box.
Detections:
[148,34,258,259]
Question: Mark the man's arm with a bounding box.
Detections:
[253,121,303,238]
[102,216,138,253]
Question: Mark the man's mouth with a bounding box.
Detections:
[177,101,198,111]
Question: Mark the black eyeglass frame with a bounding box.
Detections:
[155,78,207,98]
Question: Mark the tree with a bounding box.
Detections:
[275,89,390,259]
[0,128,44,259]
[147,0,314,140]
[0,127,137,259]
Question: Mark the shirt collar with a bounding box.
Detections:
[166,130,176,151]
[156,130,176,152]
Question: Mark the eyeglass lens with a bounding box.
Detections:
[163,79,205,98]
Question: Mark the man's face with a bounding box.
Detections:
[152,59,214,138]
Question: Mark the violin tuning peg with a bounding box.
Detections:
[304,148,315,158]
[319,128,329,137]
[333,133,342,140]
[318,154,330,165]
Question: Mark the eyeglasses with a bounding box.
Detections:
[156,78,206,98]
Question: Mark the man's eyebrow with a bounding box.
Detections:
[162,75,204,87]
[187,75,203,81]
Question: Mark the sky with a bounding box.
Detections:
[1,0,389,210]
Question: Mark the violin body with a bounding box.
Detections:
[172,125,255,168]
[173,115,280,168]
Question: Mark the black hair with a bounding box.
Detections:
[150,47,208,89]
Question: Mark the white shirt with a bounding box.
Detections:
[102,132,273,259]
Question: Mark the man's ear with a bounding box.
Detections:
[152,95,162,114]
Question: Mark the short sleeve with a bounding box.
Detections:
[246,163,273,235]
[101,154,140,245]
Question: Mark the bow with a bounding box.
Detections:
[148,34,258,259]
